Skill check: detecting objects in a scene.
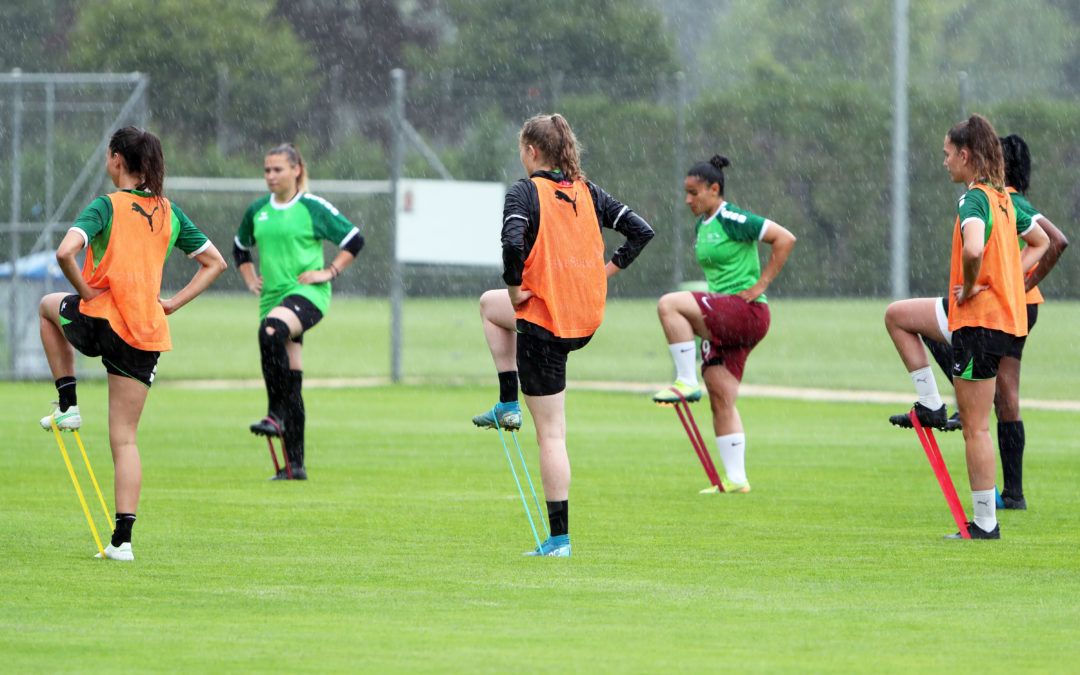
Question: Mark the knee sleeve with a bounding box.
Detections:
[259,317,290,349]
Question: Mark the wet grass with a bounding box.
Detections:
[2,382,1078,672]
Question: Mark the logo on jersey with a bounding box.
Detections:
[257,211,269,222]
[132,203,159,232]
[554,189,578,216]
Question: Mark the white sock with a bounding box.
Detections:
[972,488,997,532]
[909,367,943,410]
[669,341,698,386]
[716,433,747,484]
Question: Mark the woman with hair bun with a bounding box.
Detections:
[653,154,796,495]
[471,113,654,557]
[38,126,228,560]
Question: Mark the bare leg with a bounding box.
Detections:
[703,364,742,436]
[955,377,997,491]
[657,291,710,343]
[523,391,569,501]
[479,289,517,371]
[994,356,1021,422]
[107,374,150,513]
[884,298,947,371]
[39,292,75,379]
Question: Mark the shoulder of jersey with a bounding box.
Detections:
[302,193,341,216]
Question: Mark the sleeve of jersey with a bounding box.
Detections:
[589,183,654,269]
[70,195,111,248]
[306,196,363,253]
[720,208,767,242]
[501,180,534,286]
[236,202,257,249]
[1012,200,1034,236]
[957,189,990,234]
[171,204,211,257]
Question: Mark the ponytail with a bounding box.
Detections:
[947,114,1004,190]
[519,114,586,182]
[109,126,165,196]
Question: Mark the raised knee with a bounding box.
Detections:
[259,317,290,344]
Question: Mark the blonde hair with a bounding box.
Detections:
[266,142,308,193]
[519,114,586,182]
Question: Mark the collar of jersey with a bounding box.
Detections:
[270,191,304,210]
[701,200,728,225]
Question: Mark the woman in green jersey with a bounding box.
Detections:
[39,126,227,560]
[654,155,796,494]
[234,143,364,480]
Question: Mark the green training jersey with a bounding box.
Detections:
[1008,191,1040,242]
[694,201,769,302]
[71,190,210,271]
[236,192,357,319]
[956,187,1032,244]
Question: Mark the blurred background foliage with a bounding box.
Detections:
[1,0,1077,298]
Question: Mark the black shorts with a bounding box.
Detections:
[516,324,592,397]
[1002,303,1039,360]
[951,326,1022,381]
[277,294,324,345]
[59,294,159,387]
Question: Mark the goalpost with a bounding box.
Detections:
[0,71,150,378]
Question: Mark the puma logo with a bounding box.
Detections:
[132,202,159,231]
[554,189,578,215]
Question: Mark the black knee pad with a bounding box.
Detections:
[258,317,290,351]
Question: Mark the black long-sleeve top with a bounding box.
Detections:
[501,170,655,286]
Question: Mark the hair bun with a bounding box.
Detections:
[710,155,730,170]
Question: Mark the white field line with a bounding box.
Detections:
[157,377,1080,413]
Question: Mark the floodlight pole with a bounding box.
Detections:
[890,0,910,299]
[672,72,687,290]
[389,68,405,383]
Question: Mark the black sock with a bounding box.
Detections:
[56,376,77,411]
[498,371,519,404]
[112,513,136,547]
[283,370,305,467]
[921,336,954,385]
[547,500,568,537]
[259,318,291,422]
[998,420,1025,498]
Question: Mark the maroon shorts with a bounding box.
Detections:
[691,292,770,382]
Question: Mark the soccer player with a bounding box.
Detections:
[234,143,364,480]
[38,126,228,560]
[915,134,1068,509]
[884,115,1049,539]
[653,155,796,494]
[472,114,654,556]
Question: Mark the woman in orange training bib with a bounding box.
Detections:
[471,114,654,556]
[38,126,227,560]
[884,115,1048,540]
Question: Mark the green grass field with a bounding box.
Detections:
[2,297,1079,672]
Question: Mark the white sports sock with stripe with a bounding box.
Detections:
[909,366,943,410]
[716,432,747,484]
[669,341,698,386]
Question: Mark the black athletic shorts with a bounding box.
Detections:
[951,326,1022,381]
[59,294,159,387]
[516,322,592,397]
[1002,303,1039,360]
[277,294,324,345]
